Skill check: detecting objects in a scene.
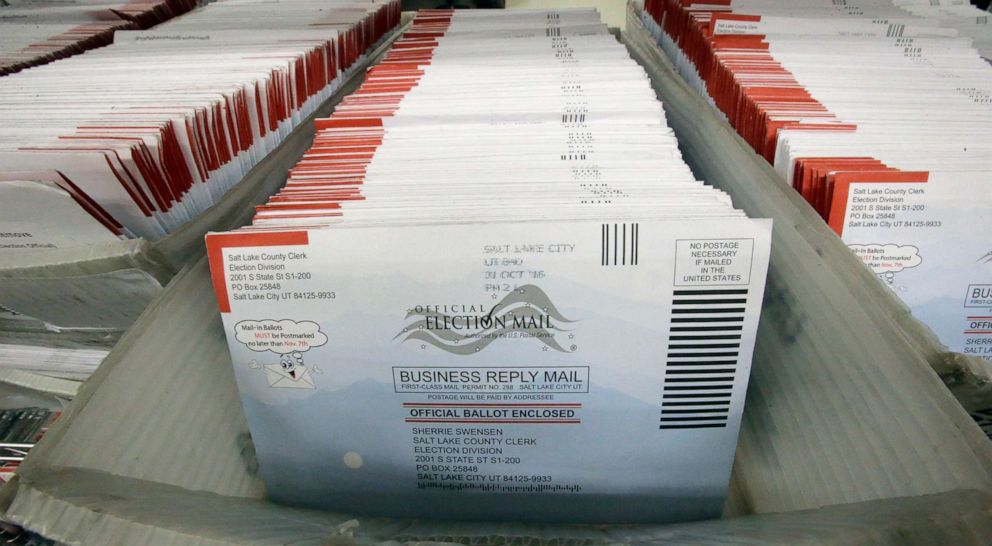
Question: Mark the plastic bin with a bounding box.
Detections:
[0,7,989,544]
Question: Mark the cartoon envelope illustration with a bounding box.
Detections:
[263,364,316,389]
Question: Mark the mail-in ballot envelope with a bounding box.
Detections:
[207,218,771,523]
[205,7,773,524]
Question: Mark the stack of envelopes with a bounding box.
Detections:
[0,0,197,76]
[0,0,402,384]
[206,8,772,524]
[643,0,992,375]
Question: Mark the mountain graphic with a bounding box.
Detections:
[240,378,731,521]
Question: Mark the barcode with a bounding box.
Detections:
[659,288,747,429]
[601,223,638,266]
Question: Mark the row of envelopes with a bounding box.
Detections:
[204,8,772,523]
[0,0,401,246]
[0,0,403,385]
[643,0,992,372]
[0,0,197,76]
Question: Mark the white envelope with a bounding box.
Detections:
[263,364,315,389]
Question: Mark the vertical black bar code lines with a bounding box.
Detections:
[601,223,638,266]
